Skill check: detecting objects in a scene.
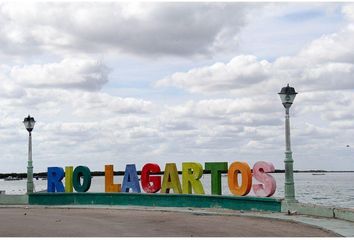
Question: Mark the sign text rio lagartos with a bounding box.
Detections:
[47,161,276,197]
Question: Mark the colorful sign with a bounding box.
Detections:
[47,161,276,197]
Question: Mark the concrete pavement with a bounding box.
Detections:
[0,205,344,237]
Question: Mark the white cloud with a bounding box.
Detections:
[2,3,354,174]
[342,4,354,21]
[0,81,25,99]
[72,92,153,117]
[166,97,278,119]
[156,55,271,93]
[0,65,25,98]
[9,58,109,91]
[0,2,249,59]
[157,4,354,94]
[297,29,354,64]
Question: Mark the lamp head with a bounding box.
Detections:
[278,84,297,108]
[23,115,35,132]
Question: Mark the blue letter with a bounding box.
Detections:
[47,167,65,192]
[121,164,141,193]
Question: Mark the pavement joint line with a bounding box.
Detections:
[1,204,352,237]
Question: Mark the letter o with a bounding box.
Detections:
[228,161,252,196]
[73,166,92,192]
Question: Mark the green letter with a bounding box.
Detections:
[72,166,92,192]
[205,162,228,195]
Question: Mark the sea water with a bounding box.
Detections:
[1,172,353,209]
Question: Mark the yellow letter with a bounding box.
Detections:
[65,166,73,193]
[161,163,182,194]
[182,162,205,194]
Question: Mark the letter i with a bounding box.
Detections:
[65,166,73,192]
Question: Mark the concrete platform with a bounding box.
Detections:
[0,205,346,237]
[28,192,282,212]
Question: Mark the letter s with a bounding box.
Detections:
[252,161,276,197]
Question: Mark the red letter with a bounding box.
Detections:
[141,163,161,193]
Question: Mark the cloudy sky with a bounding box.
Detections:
[1,2,354,173]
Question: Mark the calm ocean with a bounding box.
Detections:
[1,172,353,209]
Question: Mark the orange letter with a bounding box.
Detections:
[105,165,121,192]
[228,161,252,196]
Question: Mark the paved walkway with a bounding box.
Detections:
[0,205,345,237]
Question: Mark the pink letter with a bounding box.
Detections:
[252,161,276,197]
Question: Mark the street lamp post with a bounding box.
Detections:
[278,84,297,202]
[23,115,36,194]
